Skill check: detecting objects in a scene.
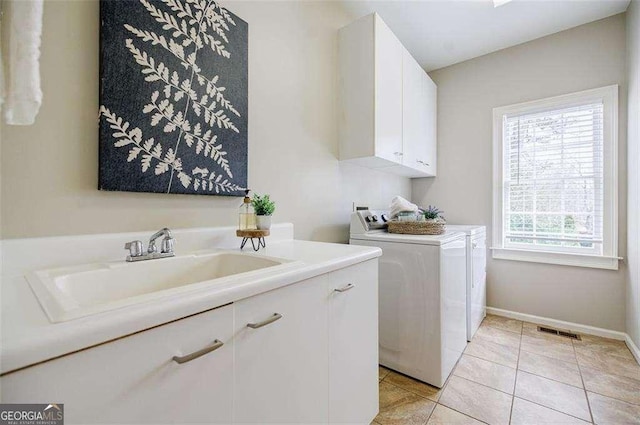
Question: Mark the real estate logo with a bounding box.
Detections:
[0,404,63,425]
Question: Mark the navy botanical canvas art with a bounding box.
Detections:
[99,0,248,196]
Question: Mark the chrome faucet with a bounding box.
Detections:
[124,228,175,262]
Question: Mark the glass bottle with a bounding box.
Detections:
[238,189,257,230]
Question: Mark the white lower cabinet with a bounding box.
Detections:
[1,304,235,424]
[328,261,379,424]
[0,260,379,424]
[233,275,330,424]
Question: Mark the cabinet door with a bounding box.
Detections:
[0,305,234,424]
[234,276,329,423]
[401,50,436,177]
[328,260,379,424]
[402,49,423,172]
[421,74,438,176]
[374,15,404,164]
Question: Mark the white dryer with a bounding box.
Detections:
[350,210,467,388]
[447,225,487,341]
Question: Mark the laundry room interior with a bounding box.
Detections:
[0,0,639,424]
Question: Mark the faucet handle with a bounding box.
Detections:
[125,240,144,258]
[161,236,175,254]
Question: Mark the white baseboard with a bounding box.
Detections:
[626,334,640,365]
[486,307,640,365]
[486,307,627,340]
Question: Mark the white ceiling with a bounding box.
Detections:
[339,0,631,71]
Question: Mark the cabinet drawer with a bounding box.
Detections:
[1,305,234,424]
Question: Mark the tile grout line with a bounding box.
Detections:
[462,351,517,369]
[376,380,434,425]
[516,359,586,390]
[511,395,594,424]
[431,351,491,424]
[574,339,639,363]
[381,318,633,425]
[508,322,523,424]
[513,320,594,423]
[487,321,640,420]
[420,373,447,425]
[380,378,440,404]
[420,403,435,425]
[572,339,596,424]
[381,364,454,424]
[511,332,594,422]
[572,349,640,382]
[579,386,640,407]
[518,345,578,365]
[450,370,517,397]
[482,322,524,336]
[465,334,585,392]
[433,402,490,424]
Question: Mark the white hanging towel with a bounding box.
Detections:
[389,196,420,219]
[2,0,44,125]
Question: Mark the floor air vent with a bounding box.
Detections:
[537,326,581,340]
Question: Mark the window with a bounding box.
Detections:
[492,86,619,269]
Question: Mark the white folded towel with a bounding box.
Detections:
[389,196,419,219]
[2,0,44,125]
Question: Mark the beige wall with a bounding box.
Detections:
[627,0,640,345]
[412,14,628,331]
[0,0,410,242]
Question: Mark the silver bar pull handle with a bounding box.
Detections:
[334,283,355,293]
[172,339,224,364]
[247,313,283,329]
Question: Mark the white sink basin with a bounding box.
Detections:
[27,250,298,323]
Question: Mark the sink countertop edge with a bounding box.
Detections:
[0,239,382,375]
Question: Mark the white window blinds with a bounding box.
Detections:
[502,102,604,255]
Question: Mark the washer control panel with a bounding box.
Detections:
[352,209,389,232]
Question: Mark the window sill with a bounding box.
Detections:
[491,248,621,270]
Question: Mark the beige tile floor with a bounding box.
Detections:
[374,315,640,425]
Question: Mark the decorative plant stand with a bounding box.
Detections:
[237,229,270,251]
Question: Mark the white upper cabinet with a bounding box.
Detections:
[421,72,438,176]
[338,13,437,178]
[374,17,404,165]
[401,51,427,173]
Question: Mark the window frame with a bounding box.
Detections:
[492,85,619,270]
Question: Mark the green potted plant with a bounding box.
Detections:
[423,205,445,223]
[252,194,276,230]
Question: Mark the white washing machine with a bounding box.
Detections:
[350,210,467,388]
[446,225,487,341]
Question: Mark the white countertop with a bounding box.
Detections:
[0,226,381,375]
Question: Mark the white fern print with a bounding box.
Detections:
[100,0,243,194]
[101,107,243,194]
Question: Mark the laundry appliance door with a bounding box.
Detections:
[350,239,444,386]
